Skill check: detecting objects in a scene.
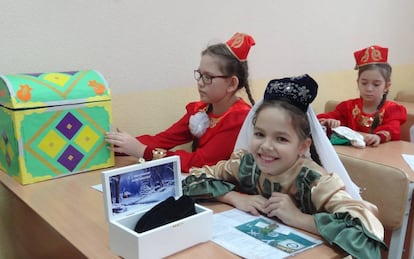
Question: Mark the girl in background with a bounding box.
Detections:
[183,75,386,258]
[317,45,407,146]
[106,33,255,172]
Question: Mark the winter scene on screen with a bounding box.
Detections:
[109,162,176,214]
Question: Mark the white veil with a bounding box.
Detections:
[234,98,361,200]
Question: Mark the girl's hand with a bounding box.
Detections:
[362,133,381,147]
[319,118,340,129]
[105,128,146,158]
[217,192,267,216]
[263,193,317,234]
[263,192,303,226]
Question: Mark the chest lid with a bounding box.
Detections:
[0,70,110,109]
[101,156,183,222]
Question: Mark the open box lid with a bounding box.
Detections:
[101,156,183,222]
[0,70,111,109]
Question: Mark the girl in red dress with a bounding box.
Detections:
[105,33,256,172]
[317,45,407,146]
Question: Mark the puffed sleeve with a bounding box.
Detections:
[139,100,250,173]
[311,174,387,258]
[317,100,351,125]
[182,150,247,199]
[374,102,407,142]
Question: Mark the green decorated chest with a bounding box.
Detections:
[0,70,114,184]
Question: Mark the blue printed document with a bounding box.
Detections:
[212,209,323,259]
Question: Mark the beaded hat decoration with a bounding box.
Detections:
[264,74,318,112]
[353,45,388,69]
[226,32,255,61]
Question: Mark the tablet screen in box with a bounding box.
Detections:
[102,156,182,221]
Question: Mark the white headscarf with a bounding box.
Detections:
[234,98,361,200]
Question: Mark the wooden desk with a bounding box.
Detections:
[335,141,414,259]
[0,156,343,259]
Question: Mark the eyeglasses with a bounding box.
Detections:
[194,70,230,85]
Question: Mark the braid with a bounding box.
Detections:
[244,84,255,105]
[191,137,198,152]
[370,92,387,133]
[309,138,322,166]
[202,43,255,106]
[357,64,391,133]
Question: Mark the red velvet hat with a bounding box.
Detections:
[226,32,255,61]
[353,45,388,69]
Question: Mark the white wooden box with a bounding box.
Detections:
[101,156,213,259]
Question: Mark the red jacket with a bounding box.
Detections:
[138,99,251,172]
[317,98,407,142]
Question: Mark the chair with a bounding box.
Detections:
[395,90,414,103]
[338,153,410,259]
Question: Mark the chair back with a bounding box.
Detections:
[338,153,409,229]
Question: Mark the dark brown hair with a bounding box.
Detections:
[358,63,392,132]
[253,100,321,165]
[192,43,255,151]
[202,43,255,106]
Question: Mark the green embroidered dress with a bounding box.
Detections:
[183,149,387,259]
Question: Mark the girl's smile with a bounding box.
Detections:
[251,106,309,176]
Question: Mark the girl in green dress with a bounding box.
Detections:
[183,74,386,259]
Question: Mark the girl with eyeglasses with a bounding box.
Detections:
[105,32,255,173]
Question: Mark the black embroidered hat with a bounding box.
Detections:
[263,74,318,112]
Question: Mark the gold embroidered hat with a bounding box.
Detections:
[264,74,318,112]
[353,45,388,69]
[226,32,255,61]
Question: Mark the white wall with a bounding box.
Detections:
[1,0,413,94]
